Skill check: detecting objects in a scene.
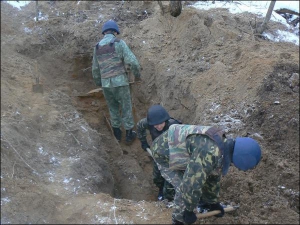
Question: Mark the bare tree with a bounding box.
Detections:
[255,0,276,34]
[169,0,182,17]
[158,1,182,17]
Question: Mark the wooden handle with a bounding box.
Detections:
[146,148,152,157]
[197,206,237,219]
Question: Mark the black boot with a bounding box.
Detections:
[125,129,136,144]
[158,187,164,201]
[172,216,184,225]
[113,127,122,142]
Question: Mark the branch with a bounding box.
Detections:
[11,161,16,178]
[1,136,38,174]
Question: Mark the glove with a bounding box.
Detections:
[209,203,225,217]
[183,209,197,224]
[140,140,150,151]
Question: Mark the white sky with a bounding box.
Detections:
[4,1,300,45]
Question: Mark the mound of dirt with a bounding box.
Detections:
[1,1,299,224]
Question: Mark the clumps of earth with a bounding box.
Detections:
[1,1,299,224]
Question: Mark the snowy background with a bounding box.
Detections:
[4,0,300,45]
[191,1,299,45]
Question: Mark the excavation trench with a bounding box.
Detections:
[2,1,299,223]
[62,53,159,202]
[11,18,164,202]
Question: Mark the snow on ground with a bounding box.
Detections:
[4,0,300,45]
[5,1,31,10]
[191,1,299,46]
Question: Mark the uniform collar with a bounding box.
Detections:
[222,139,235,176]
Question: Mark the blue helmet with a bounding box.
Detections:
[147,105,170,126]
[102,20,120,35]
[233,137,261,171]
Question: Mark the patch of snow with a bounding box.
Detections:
[1,197,11,206]
[24,27,32,34]
[5,1,31,10]
[63,177,73,184]
[191,1,299,45]
[38,146,48,156]
[265,30,299,45]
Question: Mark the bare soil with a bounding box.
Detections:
[1,1,299,224]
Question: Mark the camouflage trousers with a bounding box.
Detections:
[153,161,175,201]
[102,85,134,130]
[152,132,221,223]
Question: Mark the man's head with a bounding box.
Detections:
[102,20,120,35]
[232,137,261,171]
[147,105,170,130]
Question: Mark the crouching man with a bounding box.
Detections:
[150,124,261,224]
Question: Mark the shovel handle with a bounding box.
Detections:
[146,148,152,157]
[197,206,237,219]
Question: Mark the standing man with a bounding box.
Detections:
[92,20,141,144]
[151,124,261,224]
[136,104,182,201]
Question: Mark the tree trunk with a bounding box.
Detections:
[170,0,182,17]
[255,0,276,34]
[36,1,39,21]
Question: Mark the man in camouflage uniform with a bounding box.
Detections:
[151,124,261,224]
[92,20,141,144]
[137,104,182,201]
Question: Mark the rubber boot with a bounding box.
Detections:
[113,127,122,142]
[125,129,136,144]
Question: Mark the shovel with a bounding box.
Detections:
[146,147,153,157]
[197,205,239,219]
[32,62,43,93]
[74,81,135,97]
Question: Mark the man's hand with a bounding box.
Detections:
[209,203,225,217]
[140,140,150,151]
[183,210,197,224]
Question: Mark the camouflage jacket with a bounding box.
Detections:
[136,117,182,142]
[151,124,226,211]
[92,34,141,88]
[168,124,224,170]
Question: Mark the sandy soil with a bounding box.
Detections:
[1,1,299,224]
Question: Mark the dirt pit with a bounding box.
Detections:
[1,1,299,224]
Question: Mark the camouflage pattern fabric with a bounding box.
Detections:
[137,118,182,200]
[168,125,213,170]
[136,118,148,142]
[92,33,140,130]
[152,160,175,201]
[92,33,141,88]
[95,39,126,79]
[151,126,223,223]
[102,86,134,130]
[137,118,182,142]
